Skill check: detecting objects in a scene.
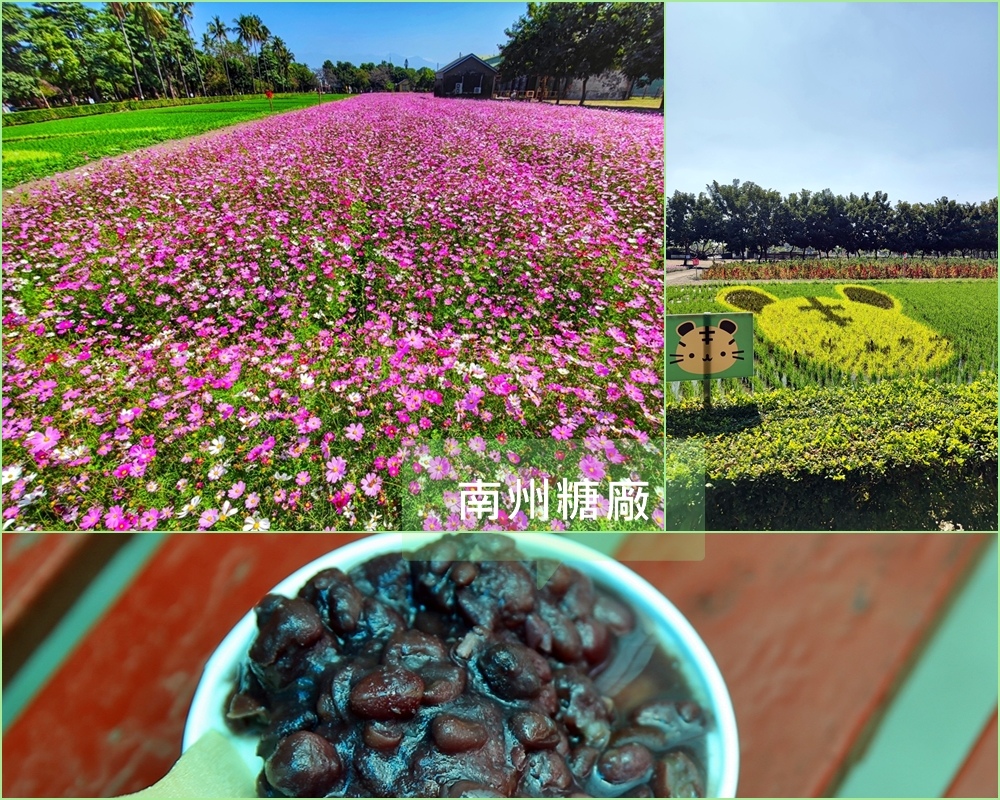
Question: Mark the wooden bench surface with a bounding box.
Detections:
[2,532,995,797]
[3,532,130,685]
[945,708,997,798]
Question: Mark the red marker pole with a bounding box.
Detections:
[265,89,274,112]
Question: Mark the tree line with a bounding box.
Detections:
[668,181,999,260]
[500,2,663,107]
[317,59,436,94]
[3,3,438,109]
[2,3,322,107]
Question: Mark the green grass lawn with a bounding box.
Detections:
[1,94,346,187]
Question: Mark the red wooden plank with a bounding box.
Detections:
[3,533,93,634]
[2,532,364,798]
[3,532,131,686]
[945,708,998,798]
[615,533,990,797]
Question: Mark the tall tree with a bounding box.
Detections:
[108,2,143,99]
[567,3,620,106]
[232,14,256,88]
[615,2,663,109]
[270,36,292,90]
[207,15,234,95]
[174,2,206,96]
[131,2,170,98]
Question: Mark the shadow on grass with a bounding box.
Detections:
[666,403,763,438]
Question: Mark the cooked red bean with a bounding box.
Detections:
[363,719,404,750]
[229,533,709,797]
[263,731,342,797]
[432,714,489,753]
[597,743,654,785]
[510,710,561,750]
[479,641,550,699]
[653,752,705,798]
[349,666,424,719]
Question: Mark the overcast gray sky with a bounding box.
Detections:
[666,3,998,203]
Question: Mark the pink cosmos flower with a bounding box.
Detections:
[296,471,311,486]
[551,425,573,441]
[427,457,451,480]
[325,456,347,483]
[579,454,606,482]
[25,427,61,454]
[80,506,103,529]
[345,423,364,442]
[360,473,382,497]
[228,481,246,500]
[104,505,128,530]
[423,514,443,531]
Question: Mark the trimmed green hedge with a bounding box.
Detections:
[2,95,250,127]
[668,374,998,530]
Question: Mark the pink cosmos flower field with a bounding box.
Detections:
[1,94,664,532]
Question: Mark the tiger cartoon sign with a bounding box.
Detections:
[666,312,754,381]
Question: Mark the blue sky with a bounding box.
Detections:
[185,3,525,71]
[667,3,998,203]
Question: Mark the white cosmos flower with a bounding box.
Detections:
[364,513,382,532]
[177,495,202,518]
[273,472,293,482]
[2,464,23,485]
[207,436,227,455]
[243,516,271,532]
[208,464,226,481]
[218,501,235,521]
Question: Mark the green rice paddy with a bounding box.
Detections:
[1,94,344,187]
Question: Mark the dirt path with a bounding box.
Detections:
[3,115,284,199]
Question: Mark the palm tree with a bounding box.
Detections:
[270,36,292,91]
[207,15,233,95]
[153,5,189,99]
[256,21,271,88]
[174,1,206,96]
[232,14,256,89]
[108,2,143,100]
[131,2,170,98]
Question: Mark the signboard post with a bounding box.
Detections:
[666,312,754,410]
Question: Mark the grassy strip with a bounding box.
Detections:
[2,94,345,187]
[2,94,250,127]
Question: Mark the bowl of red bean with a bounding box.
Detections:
[184,532,739,797]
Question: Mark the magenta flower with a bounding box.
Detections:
[360,473,382,497]
[295,471,311,486]
[579,454,607,482]
[80,506,103,530]
[25,427,61,454]
[104,505,127,530]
